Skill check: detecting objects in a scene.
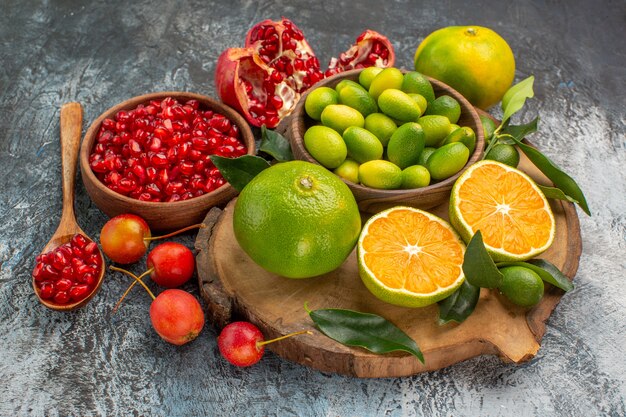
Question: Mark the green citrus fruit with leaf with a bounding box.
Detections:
[358,206,466,308]
[414,26,515,109]
[485,143,520,167]
[499,266,544,307]
[233,161,361,279]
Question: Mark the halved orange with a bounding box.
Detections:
[450,160,555,262]
[358,207,466,308]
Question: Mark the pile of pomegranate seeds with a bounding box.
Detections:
[33,234,102,305]
[89,97,247,202]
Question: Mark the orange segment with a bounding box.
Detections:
[358,207,466,308]
[450,160,555,262]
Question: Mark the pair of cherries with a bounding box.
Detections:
[101,214,204,346]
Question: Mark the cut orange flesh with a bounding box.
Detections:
[450,160,555,261]
[358,207,465,308]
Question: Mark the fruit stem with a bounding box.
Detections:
[256,330,313,348]
[110,266,156,301]
[482,132,500,160]
[145,223,206,242]
[111,268,155,314]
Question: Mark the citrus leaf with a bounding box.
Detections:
[538,185,580,204]
[307,307,424,363]
[463,230,503,289]
[501,116,539,142]
[497,259,574,292]
[501,76,535,124]
[437,279,480,325]
[259,125,293,162]
[509,136,591,216]
[209,155,270,192]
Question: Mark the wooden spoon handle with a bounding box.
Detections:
[59,102,84,225]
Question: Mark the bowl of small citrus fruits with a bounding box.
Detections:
[286,67,484,213]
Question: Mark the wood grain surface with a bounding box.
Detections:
[196,150,582,377]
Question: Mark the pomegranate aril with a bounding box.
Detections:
[54,291,70,305]
[39,282,55,300]
[56,278,73,292]
[70,285,90,301]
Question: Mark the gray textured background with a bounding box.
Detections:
[1,0,625,416]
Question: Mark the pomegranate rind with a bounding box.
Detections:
[326,29,396,76]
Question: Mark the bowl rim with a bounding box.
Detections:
[287,68,484,197]
[79,91,256,208]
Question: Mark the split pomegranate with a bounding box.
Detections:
[32,234,102,305]
[215,18,395,128]
[324,30,395,77]
[88,97,247,202]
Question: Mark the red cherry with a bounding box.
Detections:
[217,322,311,367]
[147,242,195,288]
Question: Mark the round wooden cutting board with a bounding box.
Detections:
[195,151,582,378]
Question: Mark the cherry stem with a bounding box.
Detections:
[110,266,156,301]
[256,330,313,348]
[144,223,206,242]
[111,268,155,314]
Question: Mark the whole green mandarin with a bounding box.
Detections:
[401,165,431,189]
[342,126,384,163]
[426,142,470,180]
[387,122,425,169]
[333,159,360,183]
[335,79,366,94]
[305,87,339,121]
[303,125,347,169]
[440,126,477,153]
[359,67,384,90]
[499,266,544,307]
[378,89,422,122]
[364,113,397,147]
[418,147,436,166]
[485,143,520,167]
[424,95,461,124]
[359,160,402,189]
[369,67,404,100]
[321,104,365,134]
[401,71,436,102]
[417,115,452,147]
[339,84,378,117]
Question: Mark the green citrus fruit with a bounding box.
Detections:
[407,93,428,115]
[424,95,461,124]
[448,123,460,134]
[479,114,496,142]
[499,266,544,307]
[368,67,404,100]
[333,159,360,183]
[426,142,470,180]
[358,206,465,308]
[414,26,516,109]
[364,113,397,147]
[401,71,436,102]
[305,87,339,121]
[303,125,347,169]
[343,126,384,163]
[335,79,366,94]
[358,160,402,189]
[339,84,378,117]
[418,147,436,166]
[378,89,422,122]
[359,67,384,90]
[233,161,361,278]
[485,143,520,167]
[440,126,477,154]
[417,115,451,146]
[386,122,425,169]
[401,165,430,189]
[321,104,365,134]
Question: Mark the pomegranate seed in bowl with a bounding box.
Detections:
[88,97,248,203]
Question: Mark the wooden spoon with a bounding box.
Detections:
[33,102,105,311]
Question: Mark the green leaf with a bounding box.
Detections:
[509,137,591,216]
[501,76,535,124]
[209,155,270,192]
[462,231,503,289]
[259,125,293,162]
[538,185,580,204]
[497,259,574,292]
[307,307,424,363]
[437,280,480,325]
[501,116,539,142]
